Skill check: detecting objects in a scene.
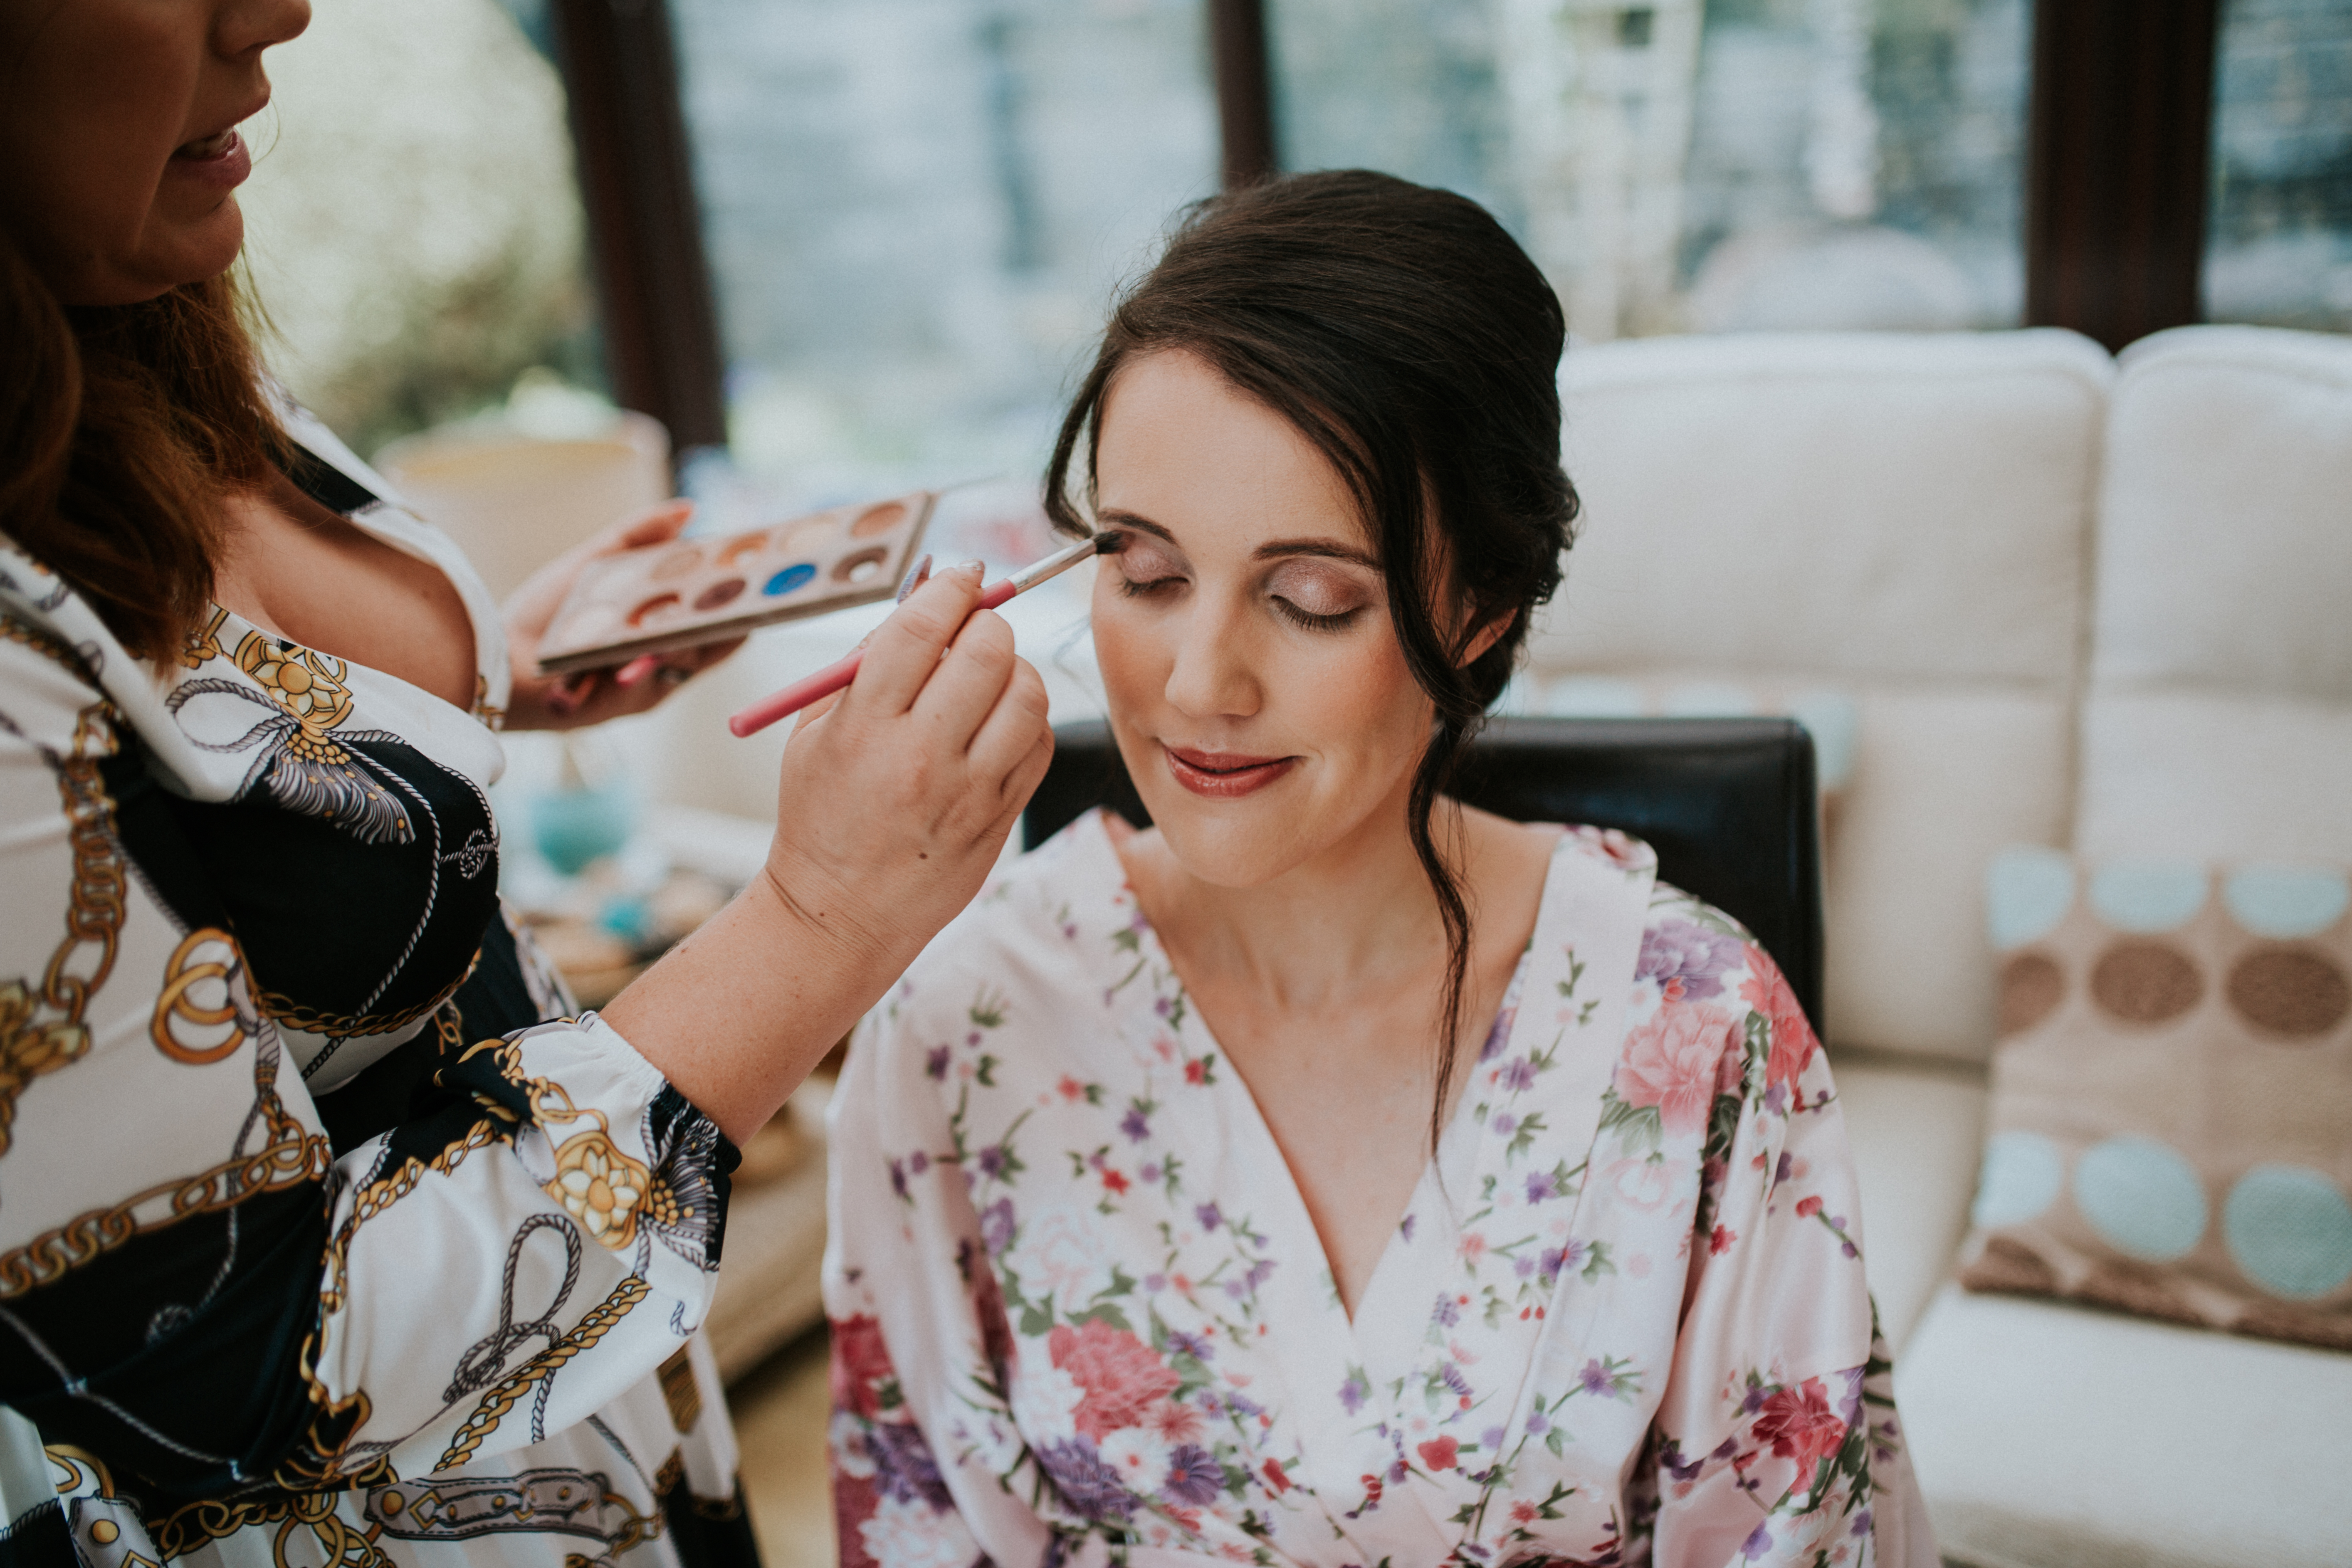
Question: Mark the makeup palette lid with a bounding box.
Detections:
[535,490,936,675]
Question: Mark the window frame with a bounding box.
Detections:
[551,0,2231,447]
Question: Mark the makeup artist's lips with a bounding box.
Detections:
[1162,744,1297,799]
[168,126,254,191]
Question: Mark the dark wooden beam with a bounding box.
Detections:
[549,0,729,457]
[1208,0,1278,189]
[2025,0,2222,352]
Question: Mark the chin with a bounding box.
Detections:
[1147,804,1317,889]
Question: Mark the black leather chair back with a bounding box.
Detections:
[1022,717,1825,1035]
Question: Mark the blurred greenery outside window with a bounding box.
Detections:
[2206,0,2352,331]
[239,0,2348,485]
[237,0,606,459]
[667,0,1219,534]
[1273,0,2031,339]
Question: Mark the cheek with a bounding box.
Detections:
[1089,573,1170,713]
[1308,629,1429,758]
[1,10,205,281]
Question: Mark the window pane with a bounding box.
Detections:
[238,0,598,455]
[1270,0,2031,338]
[2205,0,2352,331]
[670,0,1218,512]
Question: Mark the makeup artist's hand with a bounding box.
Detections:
[599,562,1053,1143]
[767,560,1054,949]
[501,499,744,731]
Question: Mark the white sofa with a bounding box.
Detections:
[1530,324,2352,1567]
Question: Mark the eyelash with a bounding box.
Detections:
[1271,598,1360,633]
[1117,574,1361,632]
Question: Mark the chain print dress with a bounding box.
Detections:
[0,407,755,1568]
[823,812,1937,1568]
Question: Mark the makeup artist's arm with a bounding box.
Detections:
[600,562,1052,1144]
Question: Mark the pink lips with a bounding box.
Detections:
[167,128,252,191]
[1162,744,1297,799]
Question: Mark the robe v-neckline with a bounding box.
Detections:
[1072,810,1658,1556]
[1093,810,1548,1338]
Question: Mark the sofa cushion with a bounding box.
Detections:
[1897,1285,2352,1568]
[1535,332,2108,1065]
[2093,326,2352,703]
[1537,328,2111,683]
[2080,327,2352,865]
[1959,850,2352,1348]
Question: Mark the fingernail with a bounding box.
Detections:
[955,559,985,577]
[615,654,659,687]
[895,553,933,604]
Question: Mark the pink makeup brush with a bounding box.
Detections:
[726,533,1122,738]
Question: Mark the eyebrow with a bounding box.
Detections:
[1094,509,1381,569]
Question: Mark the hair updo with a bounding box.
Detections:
[1044,169,1581,1146]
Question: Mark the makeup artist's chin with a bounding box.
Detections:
[1161,743,1298,800]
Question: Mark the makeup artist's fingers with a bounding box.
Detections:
[908,608,1021,750]
[504,500,696,646]
[978,700,1053,822]
[968,682,1054,812]
[848,563,988,716]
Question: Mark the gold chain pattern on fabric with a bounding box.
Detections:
[153,1488,391,1568]
[432,1275,651,1471]
[0,1077,327,1298]
[319,1115,506,1315]
[252,944,479,1043]
[151,930,250,1065]
[45,1443,122,1499]
[472,673,504,733]
[656,1346,702,1433]
[180,608,228,670]
[0,704,127,1160]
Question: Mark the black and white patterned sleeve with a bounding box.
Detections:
[0,621,734,1501]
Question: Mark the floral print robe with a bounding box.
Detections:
[824,812,1934,1568]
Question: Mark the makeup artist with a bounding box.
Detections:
[0,1,1049,1563]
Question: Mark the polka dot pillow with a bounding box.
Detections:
[1960,849,2352,1349]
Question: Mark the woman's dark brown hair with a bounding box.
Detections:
[1045,169,1580,1149]
[0,227,287,661]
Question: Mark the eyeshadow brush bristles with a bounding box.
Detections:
[725,531,1124,738]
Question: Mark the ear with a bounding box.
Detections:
[1457,605,1518,669]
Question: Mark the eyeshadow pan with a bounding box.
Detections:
[694,577,748,611]
[649,545,704,580]
[715,531,769,566]
[629,592,682,626]
[832,546,889,583]
[764,562,818,596]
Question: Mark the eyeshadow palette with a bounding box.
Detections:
[535,491,936,675]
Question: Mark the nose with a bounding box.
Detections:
[1161,593,1262,722]
[217,0,312,60]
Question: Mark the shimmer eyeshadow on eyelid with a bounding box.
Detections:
[1269,567,1367,617]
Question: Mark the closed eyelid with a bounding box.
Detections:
[1267,560,1376,608]
[1116,541,1186,578]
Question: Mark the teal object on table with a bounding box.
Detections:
[531,784,635,876]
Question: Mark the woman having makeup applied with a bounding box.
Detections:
[0,1,1050,1562]
[824,172,1935,1568]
